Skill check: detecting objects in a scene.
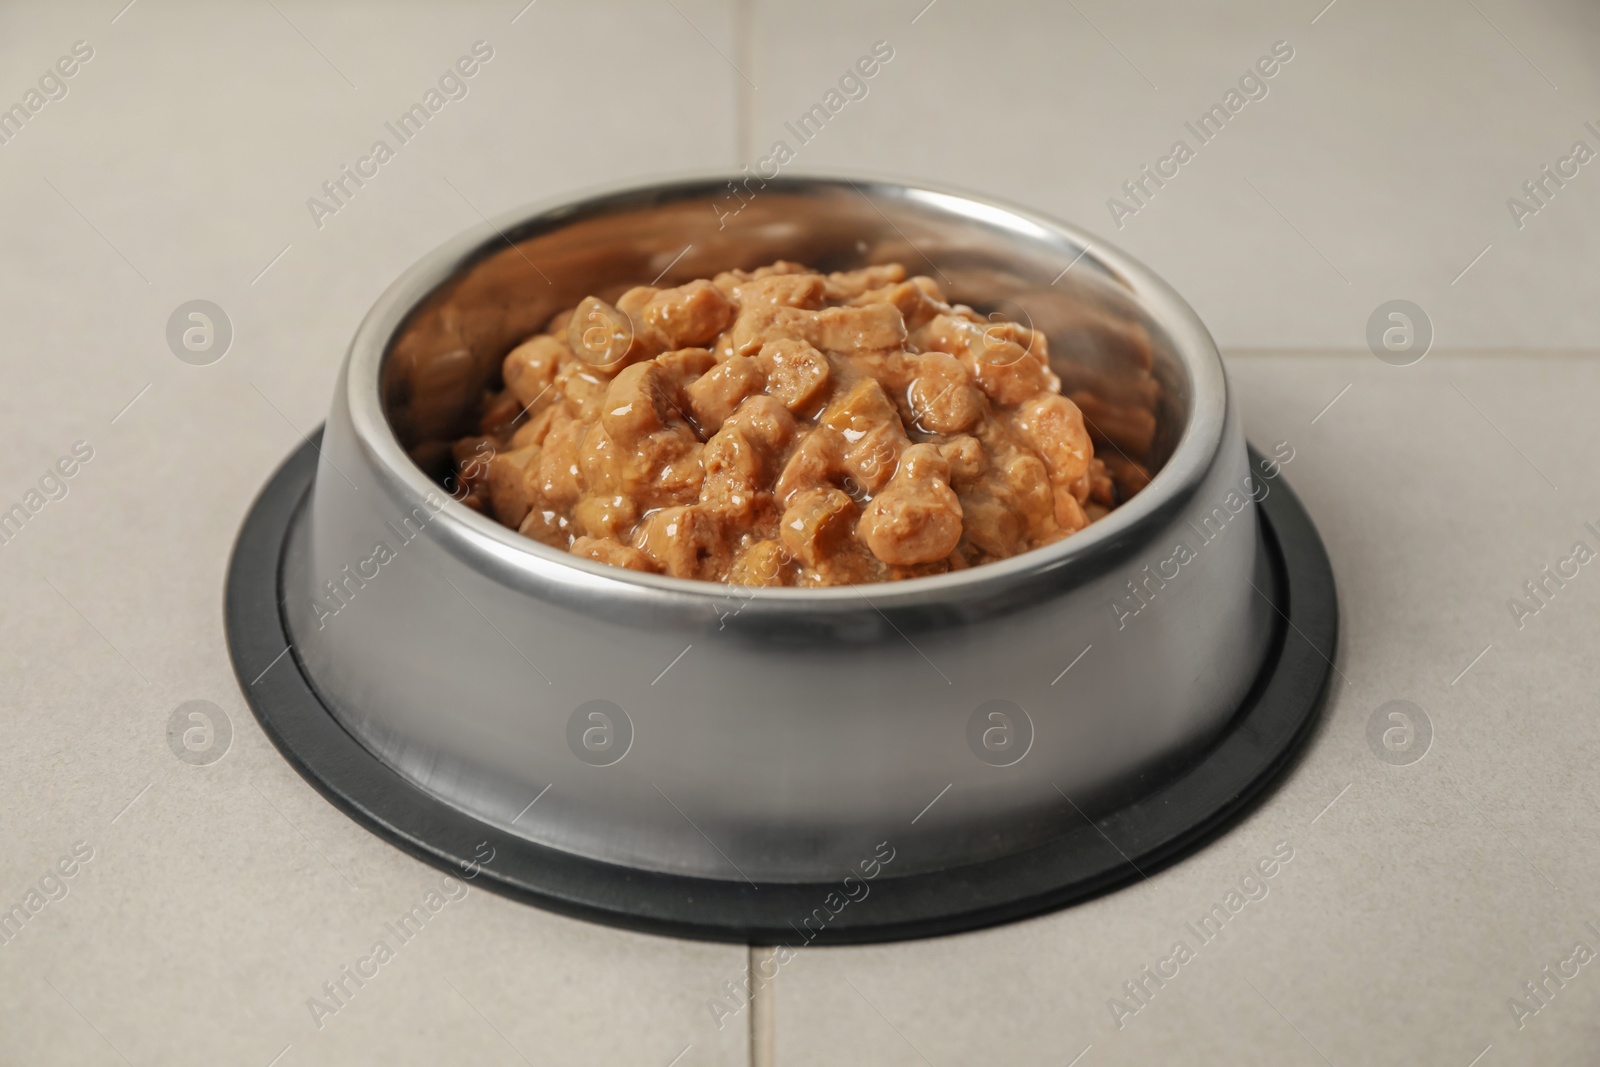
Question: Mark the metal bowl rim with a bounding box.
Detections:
[341,169,1229,610]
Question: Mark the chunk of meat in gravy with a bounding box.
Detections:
[571,491,638,541]
[1053,484,1090,534]
[723,273,827,311]
[447,260,1140,585]
[566,296,641,369]
[913,313,1060,407]
[519,505,572,549]
[823,263,906,301]
[905,352,984,434]
[721,395,796,458]
[700,398,800,531]
[780,487,857,569]
[534,417,586,506]
[502,335,566,408]
[614,286,657,320]
[633,506,727,579]
[774,426,847,506]
[554,360,609,421]
[601,361,686,443]
[995,449,1058,542]
[937,434,985,490]
[757,339,831,414]
[726,539,790,586]
[699,423,772,527]
[822,377,908,495]
[696,396,794,530]
[957,488,1024,559]
[842,423,905,496]
[656,346,718,384]
[591,407,704,512]
[570,535,656,572]
[821,376,904,443]
[789,304,907,354]
[640,280,735,349]
[685,355,766,432]
[1013,393,1092,499]
[1086,456,1116,508]
[510,404,564,449]
[721,303,788,359]
[486,443,541,527]
[848,279,946,331]
[858,444,963,566]
[568,283,734,371]
[972,346,1060,408]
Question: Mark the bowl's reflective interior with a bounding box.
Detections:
[379,179,1187,499]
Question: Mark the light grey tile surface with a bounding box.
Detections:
[0,2,749,1064]
[770,350,1600,1065]
[749,0,1600,351]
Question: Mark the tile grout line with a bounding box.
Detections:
[1218,348,1600,360]
[749,944,776,1066]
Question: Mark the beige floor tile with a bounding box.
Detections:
[0,2,749,1064]
[749,0,1600,351]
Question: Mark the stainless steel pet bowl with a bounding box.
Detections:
[228,174,1335,942]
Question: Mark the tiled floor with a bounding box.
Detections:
[748,0,1600,350]
[1,2,1596,1063]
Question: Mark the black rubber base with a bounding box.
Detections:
[226,435,1337,945]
